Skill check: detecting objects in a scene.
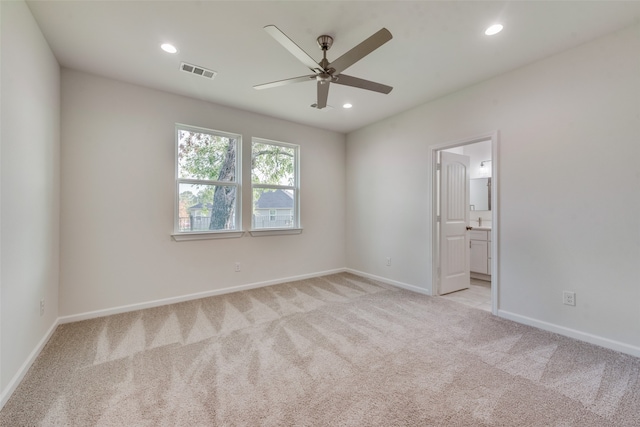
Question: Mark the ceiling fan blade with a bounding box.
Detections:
[264,25,321,72]
[316,81,330,109]
[332,74,393,94]
[253,75,314,90]
[329,28,392,75]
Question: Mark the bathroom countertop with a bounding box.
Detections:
[469,222,491,231]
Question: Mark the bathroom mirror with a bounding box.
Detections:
[470,177,491,211]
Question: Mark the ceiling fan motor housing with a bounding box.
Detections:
[316,73,332,84]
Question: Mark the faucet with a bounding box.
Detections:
[478,217,482,227]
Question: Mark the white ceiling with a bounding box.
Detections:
[26,1,640,134]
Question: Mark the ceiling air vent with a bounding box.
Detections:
[180,62,217,79]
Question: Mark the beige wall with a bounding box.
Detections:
[0,0,61,399]
[346,24,640,354]
[59,69,346,317]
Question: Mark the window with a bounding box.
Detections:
[251,138,299,231]
[174,124,241,238]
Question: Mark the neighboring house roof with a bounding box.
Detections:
[188,202,212,211]
[256,189,293,209]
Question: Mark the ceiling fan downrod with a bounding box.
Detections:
[317,35,333,71]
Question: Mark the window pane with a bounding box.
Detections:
[251,142,295,185]
[178,183,237,231]
[178,129,237,182]
[252,188,294,229]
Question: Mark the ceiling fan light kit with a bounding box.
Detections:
[254,25,393,109]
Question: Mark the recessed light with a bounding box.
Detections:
[343,103,353,109]
[485,24,503,36]
[161,43,178,54]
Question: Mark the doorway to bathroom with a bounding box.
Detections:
[431,132,498,315]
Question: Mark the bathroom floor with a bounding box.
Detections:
[440,278,491,311]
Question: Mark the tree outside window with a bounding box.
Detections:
[176,125,241,233]
[251,139,299,230]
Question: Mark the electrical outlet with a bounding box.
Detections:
[563,291,576,306]
[235,262,241,272]
[386,257,391,266]
[40,299,45,316]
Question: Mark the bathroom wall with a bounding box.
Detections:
[464,140,492,179]
[464,141,492,224]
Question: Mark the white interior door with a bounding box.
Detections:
[439,151,470,295]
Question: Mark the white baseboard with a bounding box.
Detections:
[5,270,637,413]
[346,269,432,296]
[498,309,640,358]
[58,268,347,324]
[347,270,640,358]
[2,268,347,409]
[0,318,60,410]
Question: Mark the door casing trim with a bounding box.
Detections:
[429,131,499,315]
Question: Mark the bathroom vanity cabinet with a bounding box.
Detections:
[470,229,491,277]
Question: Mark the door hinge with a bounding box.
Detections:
[436,163,441,171]
[436,215,441,222]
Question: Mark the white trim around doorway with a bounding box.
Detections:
[429,131,499,315]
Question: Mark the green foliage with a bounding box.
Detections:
[177,130,297,231]
[252,142,295,186]
[179,190,197,206]
[178,130,236,181]
[178,129,238,230]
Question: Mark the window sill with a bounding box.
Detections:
[249,228,303,237]
[172,230,245,241]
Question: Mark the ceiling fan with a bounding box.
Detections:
[254,25,393,109]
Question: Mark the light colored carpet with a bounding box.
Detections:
[1,273,639,426]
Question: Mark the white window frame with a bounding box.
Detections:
[172,124,243,241]
[250,138,301,236]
